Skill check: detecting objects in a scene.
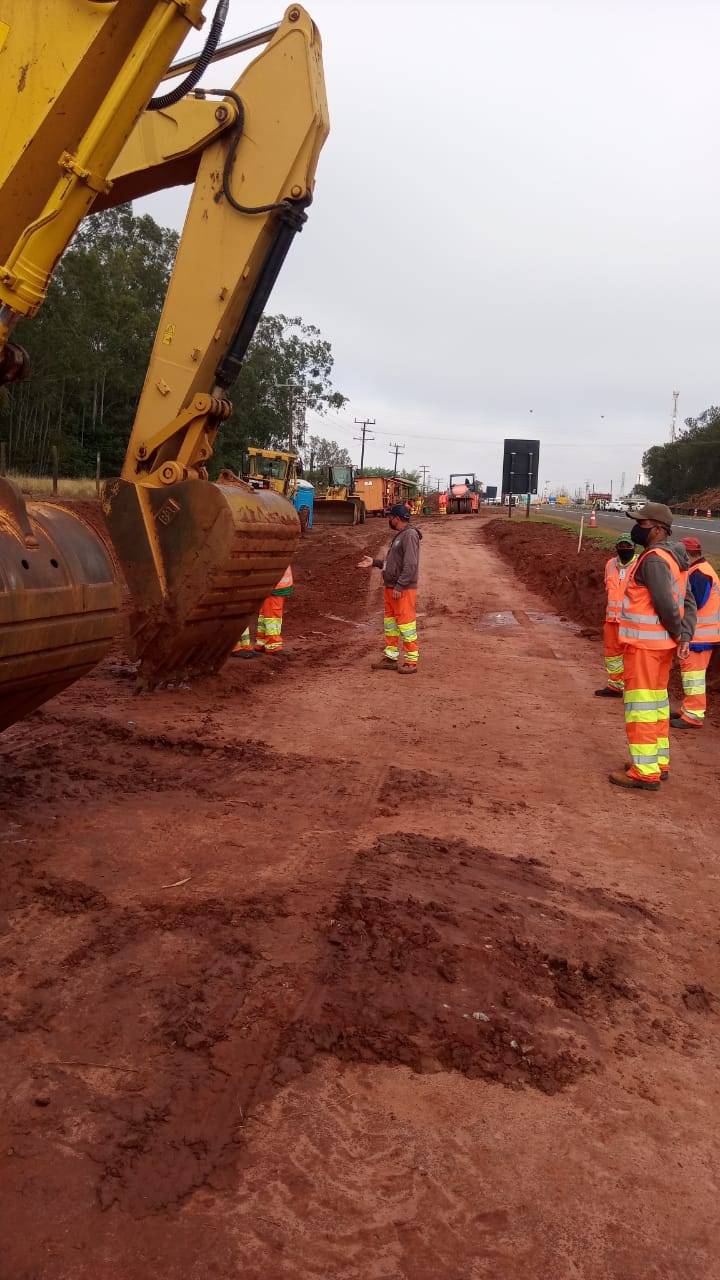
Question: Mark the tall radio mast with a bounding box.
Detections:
[670,389,679,442]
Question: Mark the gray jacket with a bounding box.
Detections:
[373,524,422,589]
[634,538,697,643]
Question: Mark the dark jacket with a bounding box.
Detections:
[688,559,716,651]
[373,524,422,589]
[634,538,696,643]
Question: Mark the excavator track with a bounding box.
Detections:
[0,480,120,732]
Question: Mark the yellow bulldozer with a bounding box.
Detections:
[313,465,366,526]
[0,0,329,731]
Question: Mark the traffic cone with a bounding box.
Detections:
[589,508,597,528]
[707,508,712,519]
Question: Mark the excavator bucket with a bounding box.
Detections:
[313,497,365,526]
[0,480,120,733]
[103,477,300,685]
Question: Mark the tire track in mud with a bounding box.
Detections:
[1,711,396,1219]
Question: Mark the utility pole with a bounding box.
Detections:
[353,417,375,473]
[389,441,405,476]
[670,389,679,442]
[418,464,430,493]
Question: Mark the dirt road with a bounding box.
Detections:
[2,516,719,1279]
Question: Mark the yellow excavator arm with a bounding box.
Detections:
[0,2,329,728]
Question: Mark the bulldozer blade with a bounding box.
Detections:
[313,498,362,526]
[0,479,120,733]
[102,477,300,685]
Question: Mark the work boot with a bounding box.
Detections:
[370,657,398,671]
[623,762,668,781]
[594,687,623,698]
[230,649,257,660]
[609,770,660,791]
[398,664,418,674]
[672,716,700,729]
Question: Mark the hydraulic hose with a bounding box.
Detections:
[147,0,229,111]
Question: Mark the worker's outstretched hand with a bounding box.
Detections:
[357,555,373,569]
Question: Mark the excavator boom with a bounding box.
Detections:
[0,3,329,720]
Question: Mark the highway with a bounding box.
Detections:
[540,506,720,559]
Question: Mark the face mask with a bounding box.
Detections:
[617,546,635,564]
[630,523,650,547]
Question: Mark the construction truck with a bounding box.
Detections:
[313,465,366,526]
[243,448,300,499]
[447,474,482,514]
[239,446,312,530]
[0,1,329,732]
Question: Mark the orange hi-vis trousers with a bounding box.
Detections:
[232,595,285,654]
[383,586,419,665]
[623,646,672,781]
[603,620,625,691]
[679,649,713,724]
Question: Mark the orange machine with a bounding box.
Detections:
[447,474,481,514]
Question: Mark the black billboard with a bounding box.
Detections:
[502,439,540,495]
[484,485,498,500]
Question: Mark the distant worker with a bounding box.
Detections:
[595,535,638,698]
[672,537,720,729]
[438,491,448,516]
[231,565,294,658]
[609,503,696,791]
[357,502,422,674]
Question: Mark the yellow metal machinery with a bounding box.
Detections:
[314,465,366,526]
[0,1,329,727]
[244,447,299,499]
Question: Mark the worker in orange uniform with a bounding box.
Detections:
[231,564,294,658]
[438,491,448,516]
[357,502,422,674]
[610,503,696,791]
[594,534,638,698]
[671,536,720,729]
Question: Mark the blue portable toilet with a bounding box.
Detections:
[293,478,314,528]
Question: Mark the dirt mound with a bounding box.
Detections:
[483,518,608,632]
[675,487,720,513]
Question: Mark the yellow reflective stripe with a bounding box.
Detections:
[605,656,624,673]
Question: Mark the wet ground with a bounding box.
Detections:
[1,515,719,1279]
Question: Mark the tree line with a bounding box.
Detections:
[1,204,347,478]
[642,407,720,503]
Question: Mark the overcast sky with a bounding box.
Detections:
[138,0,720,495]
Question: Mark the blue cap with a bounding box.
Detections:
[388,502,410,520]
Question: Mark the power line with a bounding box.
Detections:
[353,416,375,472]
[305,408,656,451]
[418,464,430,492]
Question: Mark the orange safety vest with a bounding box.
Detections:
[438,492,448,509]
[604,553,637,622]
[272,565,294,595]
[692,559,720,644]
[618,546,687,649]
